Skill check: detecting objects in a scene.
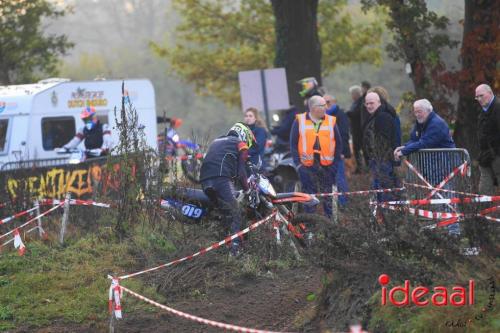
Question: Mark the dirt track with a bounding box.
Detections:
[115,260,323,333]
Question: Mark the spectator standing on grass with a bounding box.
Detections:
[475,83,500,195]
[290,95,342,218]
[325,94,351,207]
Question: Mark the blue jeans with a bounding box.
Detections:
[298,164,337,217]
[335,159,349,206]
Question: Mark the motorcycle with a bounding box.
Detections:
[157,116,204,183]
[160,162,330,251]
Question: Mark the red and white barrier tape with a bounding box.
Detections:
[403,182,482,197]
[108,277,123,319]
[118,211,278,280]
[481,215,500,222]
[0,205,39,225]
[40,198,111,208]
[404,160,467,201]
[376,202,463,219]
[396,205,500,229]
[0,203,63,241]
[424,213,500,230]
[404,160,463,213]
[113,282,294,333]
[13,228,26,256]
[314,187,405,198]
[382,195,500,206]
[426,162,468,200]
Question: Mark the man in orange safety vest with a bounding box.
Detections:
[290,95,343,217]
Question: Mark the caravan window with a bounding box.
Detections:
[41,117,76,151]
[0,119,9,154]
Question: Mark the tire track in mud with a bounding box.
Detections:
[116,265,323,333]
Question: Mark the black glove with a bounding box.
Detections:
[478,148,495,167]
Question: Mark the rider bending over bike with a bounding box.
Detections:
[62,106,113,157]
[199,123,256,256]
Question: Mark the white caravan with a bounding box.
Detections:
[0,78,158,170]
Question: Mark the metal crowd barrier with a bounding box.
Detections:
[0,158,70,171]
[403,148,472,231]
[405,148,471,198]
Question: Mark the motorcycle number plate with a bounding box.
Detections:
[181,204,205,219]
[161,199,205,220]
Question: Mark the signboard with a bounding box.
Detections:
[239,68,290,128]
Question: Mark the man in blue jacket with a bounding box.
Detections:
[394,99,455,160]
[394,99,458,234]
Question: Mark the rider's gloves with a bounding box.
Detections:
[236,190,246,203]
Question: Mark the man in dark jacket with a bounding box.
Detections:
[363,92,401,202]
[347,85,366,173]
[475,84,500,194]
[270,106,299,151]
[200,123,255,256]
[325,94,351,206]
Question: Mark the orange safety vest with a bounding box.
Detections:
[296,113,336,167]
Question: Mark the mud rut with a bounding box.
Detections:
[116,257,324,333]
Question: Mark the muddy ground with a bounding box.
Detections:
[11,167,498,333]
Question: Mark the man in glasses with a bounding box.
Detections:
[290,95,342,218]
[475,84,500,194]
[62,106,112,157]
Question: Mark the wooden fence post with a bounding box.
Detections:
[331,184,339,224]
[34,199,45,238]
[59,193,71,245]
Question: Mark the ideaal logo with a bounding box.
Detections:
[445,276,496,328]
[379,274,474,306]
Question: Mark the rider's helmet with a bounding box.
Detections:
[227,122,256,148]
[80,106,97,130]
[297,77,322,98]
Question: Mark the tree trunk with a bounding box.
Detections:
[271,0,321,111]
[453,0,500,158]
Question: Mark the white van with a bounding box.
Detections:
[0,78,158,170]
